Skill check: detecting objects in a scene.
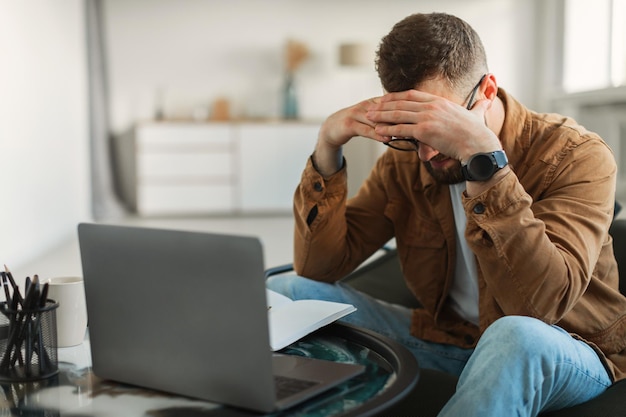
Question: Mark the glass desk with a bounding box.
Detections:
[0,323,418,417]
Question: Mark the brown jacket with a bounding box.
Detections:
[293,89,626,381]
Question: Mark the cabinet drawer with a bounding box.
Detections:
[137,124,233,148]
[138,153,233,178]
[137,184,235,215]
[239,123,319,211]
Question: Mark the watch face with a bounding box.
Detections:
[468,154,495,181]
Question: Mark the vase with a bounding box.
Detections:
[283,73,298,119]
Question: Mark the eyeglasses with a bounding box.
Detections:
[465,73,487,111]
[384,74,487,152]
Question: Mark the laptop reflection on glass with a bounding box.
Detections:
[77,222,364,413]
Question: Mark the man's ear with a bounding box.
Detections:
[482,73,498,100]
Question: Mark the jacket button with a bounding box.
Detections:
[473,203,486,214]
[313,181,323,192]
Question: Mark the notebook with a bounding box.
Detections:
[77,222,364,413]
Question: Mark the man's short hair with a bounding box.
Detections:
[376,13,488,94]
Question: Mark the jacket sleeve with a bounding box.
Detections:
[293,155,395,282]
[464,136,617,324]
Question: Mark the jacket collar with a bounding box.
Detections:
[497,88,532,170]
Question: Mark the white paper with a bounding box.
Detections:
[266,289,356,351]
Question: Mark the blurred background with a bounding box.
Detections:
[1,0,625,273]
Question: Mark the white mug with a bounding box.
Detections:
[46,276,88,347]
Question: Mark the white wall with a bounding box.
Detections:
[103,0,538,134]
[0,1,91,272]
[0,0,540,274]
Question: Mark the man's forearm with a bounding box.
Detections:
[312,141,344,179]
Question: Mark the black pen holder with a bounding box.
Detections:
[0,300,59,382]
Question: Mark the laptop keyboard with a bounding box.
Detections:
[274,375,318,400]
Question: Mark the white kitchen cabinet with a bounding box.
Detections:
[239,123,320,211]
[126,121,320,215]
[133,123,237,215]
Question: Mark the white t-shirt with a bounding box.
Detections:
[448,182,479,325]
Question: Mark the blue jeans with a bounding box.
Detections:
[266,275,612,417]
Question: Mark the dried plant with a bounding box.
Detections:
[285,39,309,73]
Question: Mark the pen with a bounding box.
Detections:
[4,265,16,287]
[25,276,31,295]
[39,283,48,307]
[4,265,22,306]
[12,279,39,369]
[19,280,40,373]
[0,290,22,371]
[9,281,35,370]
[1,272,10,305]
[34,281,51,373]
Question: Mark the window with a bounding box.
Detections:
[562,0,626,92]
[611,0,626,87]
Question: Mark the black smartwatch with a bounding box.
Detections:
[461,150,508,182]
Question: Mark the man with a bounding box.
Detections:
[267,12,626,416]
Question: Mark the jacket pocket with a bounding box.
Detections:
[384,201,445,249]
[384,201,448,308]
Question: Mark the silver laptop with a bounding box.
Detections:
[77,223,364,413]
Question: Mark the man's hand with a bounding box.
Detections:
[365,89,501,163]
[313,97,387,178]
